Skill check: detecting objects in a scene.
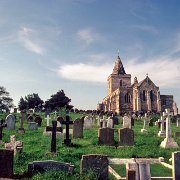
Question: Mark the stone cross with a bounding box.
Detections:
[18,111,25,134]
[160,109,179,148]
[61,115,73,146]
[100,115,108,128]
[45,115,51,127]
[51,120,57,153]
[158,116,166,137]
[141,113,148,133]
[0,120,7,142]
[4,135,23,155]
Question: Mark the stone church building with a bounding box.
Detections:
[98,56,177,114]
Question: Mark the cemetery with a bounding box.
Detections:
[0,109,179,179]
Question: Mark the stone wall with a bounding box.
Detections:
[161,95,174,112]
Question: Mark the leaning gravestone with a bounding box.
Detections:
[81,154,108,180]
[0,149,14,178]
[98,127,114,146]
[6,114,16,130]
[73,118,83,138]
[28,160,74,176]
[119,128,134,146]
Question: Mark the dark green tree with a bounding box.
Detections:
[44,90,72,110]
[0,86,13,112]
[18,93,44,110]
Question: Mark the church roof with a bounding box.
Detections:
[112,56,126,75]
[137,75,158,88]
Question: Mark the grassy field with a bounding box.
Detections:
[0,112,179,179]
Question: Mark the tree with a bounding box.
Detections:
[0,86,13,112]
[18,93,44,110]
[44,90,72,111]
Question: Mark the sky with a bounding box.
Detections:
[0,0,180,110]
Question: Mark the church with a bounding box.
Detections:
[98,56,177,115]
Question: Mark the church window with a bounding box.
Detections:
[143,90,146,101]
[120,80,122,87]
[150,90,153,101]
[125,93,131,103]
[162,99,166,106]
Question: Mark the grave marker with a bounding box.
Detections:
[141,113,148,133]
[0,120,7,142]
[123,115,132,129]
[51,120,57,153]
[172,151,180,180]
[6,114,16,130]
[18,111,26,134]
[119,128,134,146]
[73,118,83,138]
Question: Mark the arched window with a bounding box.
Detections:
[125,93,131,103]
[150,90,153,101]
[120,80,122,87]
[143,90,146,101]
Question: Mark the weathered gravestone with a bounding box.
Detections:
[18,110,26,134]
[28,160,74,176]
[119,128,134,146]
[98,127,115,146]
[123,115,132,129]
[34,116,42,126]
[27,115,34,122]
[172,151,180,180]
[5,135,23,155]
[81,154,108,180]
[84,115,93,129]
[0,149,14,178]
[51,120,57,153]
[73,118,83,138]
[28,122,38,130]
[141,113,148,133]
[107,117,114,128]
[6,114,16,130]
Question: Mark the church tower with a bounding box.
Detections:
[107,56,131,94]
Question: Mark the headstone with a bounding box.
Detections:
[148,118,153,127]
[61,115,73,146]
[73,118,83,138]
[107,117,114,128]
[141,113,148,133]
[139,163,151,180]
[6,114,16,130]
[51,121,57,153]
[81,154,108,180]
[131,117,135,127]
[18,111,25,134]
[5,135,23,155]
[45,115,51,127]
[157,119,161,129]
[27,115,34,122]
[28,160,74,176]
[98,127,115,146]
[123,115,132,129]
[119,128,134,146]
[0,120,7,142]
[34,116,42,126]
[100,115,108,128]
[0,149,14,178]
[28,122,38,130]
[172,151,180,180]
[160,109,179,148]
[112,114,119,125]
[84,115,93,129]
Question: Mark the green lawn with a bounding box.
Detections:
[0,112,179,179]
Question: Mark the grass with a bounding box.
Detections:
[0,111,179,179]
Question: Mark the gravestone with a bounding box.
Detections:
[112,114,119,125]
[107,117,114,128]
[98,127,115,146]
[5,135,23,155]
[0,120,7,142]
[61,115,73,146]
[172,151,180,180]
[123,115,132,129]
[6,114,16,130]
[126,169,136,180]
[28,122,38,130]
[28,160,74,176]
[34,116,42,126]
[119,128,134,146]
[157,119,161,129]
[100,115,108,128]
[18,111,26,134]
[160,109,179,148]
[131,117,135,127]
[148,118,153,127]
[141,113,148,133]
[0,149,14,178]
[139,163,151,180]
[158,116,166,137]
[84,115,93,129]
[45,115,51,127]
[73,118,83,138]
[51,121,57,153]
[81,154,108,180]
[27,115,34,122]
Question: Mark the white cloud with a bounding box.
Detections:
[57,56,180,89]
[77,28,97,45]
[18,27,45,55]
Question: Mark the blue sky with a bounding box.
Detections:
[0,0,180,110]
